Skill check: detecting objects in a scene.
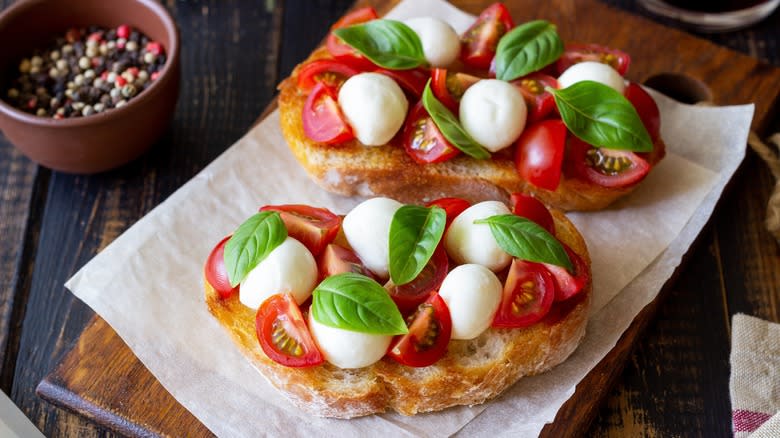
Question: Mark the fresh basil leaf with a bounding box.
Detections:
[421,81,491,159]
[549,80,653,152]
[333,19,425,70]
[224,212,287,287]
[389,205,446,286]
[311,273,408,335]
[495,20,563,81]
[474,214,572,270]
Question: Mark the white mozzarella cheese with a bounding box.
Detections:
[337,72,408,146]
[239,237,317,309]
[404,17,460,67]
[342,197,403,278]
[444,200,512,272]
[308,312,393,369]
[459,79,527,152]
[557,61,625,93]
[438,264,502,340]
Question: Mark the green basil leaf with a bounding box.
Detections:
[311,273,408,335]
[333,19,425,70]
[421,81,491,160]
[495,20,564,81]
[474,214,572,270]
[549,80,653,152]
[224,212,287,287]
[388,205,446,286]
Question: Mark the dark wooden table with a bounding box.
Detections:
[1,0,778,436]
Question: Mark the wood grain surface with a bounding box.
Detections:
[0,0,778,437]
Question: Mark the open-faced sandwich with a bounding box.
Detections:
[204,194,591,418]
[278,3,665,211]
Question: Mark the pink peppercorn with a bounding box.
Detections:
[145,42,163,56]
[87,32,103,42]
[116,24,131,40]
[115,76,127,87]
[126,67,139,77]
[150,71,160,81]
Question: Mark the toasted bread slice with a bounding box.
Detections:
[205,208,591,418]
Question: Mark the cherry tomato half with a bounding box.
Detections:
[515,119,567,191]
[317,243,375,281]
[543,243,589,301]
[431,68,480,114]
[297,59,360,91]
[205,235,239,299]
[624,82,661,142]
[385,245,449,314]
[511,73,559,124]
[555,43,631,76]
[402,101,460,164]
[256,293,324,367]
[426,197,471,230]
[509,193,555,235]
[326,7,379,71]
[567,137,651,188]
[259,204,341,257]
[373,68,429,99]
[460,2,514,69]
[388,292,452,367]
[492,259,555,328]
[302,82,354,145]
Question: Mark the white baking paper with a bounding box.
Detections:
[65,0,755,436]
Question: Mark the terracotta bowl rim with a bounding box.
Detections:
[0,0,180,128]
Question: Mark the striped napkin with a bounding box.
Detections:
[730,313,780,437]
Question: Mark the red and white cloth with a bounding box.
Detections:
[730,313,780,437]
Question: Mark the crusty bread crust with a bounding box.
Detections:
[205,209,592,418]
[277,47,665,211]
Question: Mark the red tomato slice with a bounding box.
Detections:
[511,73,559,123]
[326,7,379,70]
[255,293,324,367]
[426,197,470,229]
[492,259,555,328]
[509,193,555,235]
[317,243,375,281]
[402,101,460,164]
[555,43,631,76]
[460,2,514,69]
[515,119,567,191]
[542,243,589,301]
[373,68,429,99]
[430,69,480,114]
[205,235,239,299]
[388,292,452,367]
[259,204,341,257]
[567,137,651,188]
[385,246,449,314]
[624,82,661,142]
[302,82,354,145]
[297,59,360,91]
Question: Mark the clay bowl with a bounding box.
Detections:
[0,0,180,173]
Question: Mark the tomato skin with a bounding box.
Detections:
[402,101,460,164]
[259,204,341,257]
[317,243,375,281]
[385,246,449,314]
[511,73,559,124]
[460,2,514,69]
[426,197,470,229]
[543,244,589,301]
[205,235,239,299]
[430,69,480,114]
[555,43,631,76]
[297,59,360,91]
[388,292,452,367]
[326,7,379,70]
[509,193,555,235]
[624,82,661,142]
[373,68,429,99]
[256,293,324,367]
[515,119,567,191]
[302,82,354,145]
[567,137,651,188]
[492,259,555,328]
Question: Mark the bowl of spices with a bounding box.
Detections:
[0,0,179,173]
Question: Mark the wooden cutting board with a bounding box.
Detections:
[36,0,780,436]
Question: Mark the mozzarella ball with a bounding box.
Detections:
[338,73,408,146]
[308,312,393,369]
[557,61,625,93]
[459,79,527,152]
[404,17,460,67]
[239,237,317,309]
[438,264,502,340]
[444,201,512,272]
[342,197,403,278]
